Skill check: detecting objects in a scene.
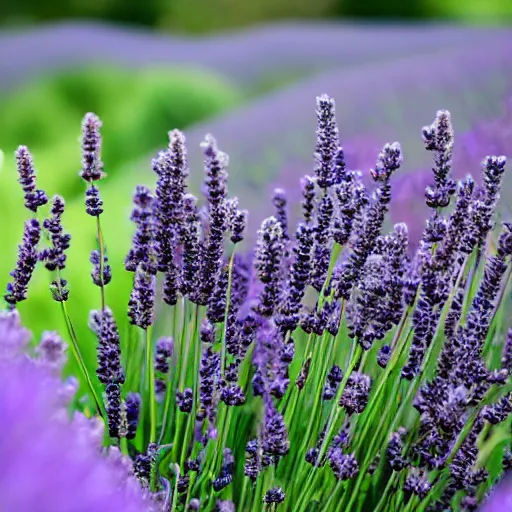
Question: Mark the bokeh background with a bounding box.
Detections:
[1,1,511,375]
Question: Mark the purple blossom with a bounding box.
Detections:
[198,134,229,305]
[230,208,247,244]
[255,216,284,317]
[35,331,67,371]
[336,143,402,301]
[311,194,334,292]
[128,266,156,330]
[264,487,285,504]
[198,345,220,425]
[105,382,122,439]
[314,94,339,189]
[0,309,31,359]
[91,308,125,385]
[323,364,343,400]
[90,249,112,287]
[40,195,71,272]
[262,396,289,464]
[4,219,41,306]
[80,112,104,182]
[180,194,202,300]
[422,110,456,208]
[244,439,262,481]
[300,175,316,224]
[15,145,48,212]
[328,450,359,481]
[272,188,289,241]
[339,372,371,415]
[0,358,147,512]
[85,185,103,217]
[387,428,408,471]
[124,392,141,440]
[404,470,431,499]
[176,388,194,413]
[125,185,157,275]
[278,222,313,332]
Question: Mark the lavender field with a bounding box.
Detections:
[1,20,512,512]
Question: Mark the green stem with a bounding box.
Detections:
[146,325,156,443]
[95,215,107,311]
[60,301,104,418]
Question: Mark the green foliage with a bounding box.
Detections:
[0,65,241,197]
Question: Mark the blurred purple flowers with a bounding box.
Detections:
[0,312,148,512]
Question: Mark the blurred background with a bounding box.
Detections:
[0,1,511,372]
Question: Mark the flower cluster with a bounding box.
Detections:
[2,96,511,512]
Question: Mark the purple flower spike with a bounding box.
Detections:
[85,185,103,217]
[176,388,194,413]
[127,266,156,330]
[105,382,122,439]
[124,392,141,440]
[255,216,284,317]
[125,185,157,275]
[272,188,289,241]
[339,372,371,415]
[262,396,289,464]
[244,439,262,481]
[40,195,71,272]
[264,487,285,504]
[278,223,314,332]
[422,110,456,208]
[315,94,339,189]
[329,450,359,481]
[92,308,125,385]
[311,194,334,292]
[80,112,104,182]
[230,208,247,245]
[199,134,229,305]
[404,470,431,499]
[5,219,41,306]
[300,175,316,225]
[90,249,112,287]
[180,194,202,300]
[15,145,48,212]
[386,428,408,471]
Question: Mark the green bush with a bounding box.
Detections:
[0,65,242,198]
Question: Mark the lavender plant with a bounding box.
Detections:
[2,97,511,512]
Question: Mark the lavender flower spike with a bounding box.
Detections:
[423,109,456,208]
[80,112,104,182]
[272,188,289,241]
[125,185,157,275]
[199,134,229,305]
[255,216,285,317]
[90,249,112,287]
[127,265,156,330]
[15,145,48,212]
[124,392,141,440]
[5,219,41,306]
[92,307,125,385]
[40,195,71,272]
[315,94,339,189]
